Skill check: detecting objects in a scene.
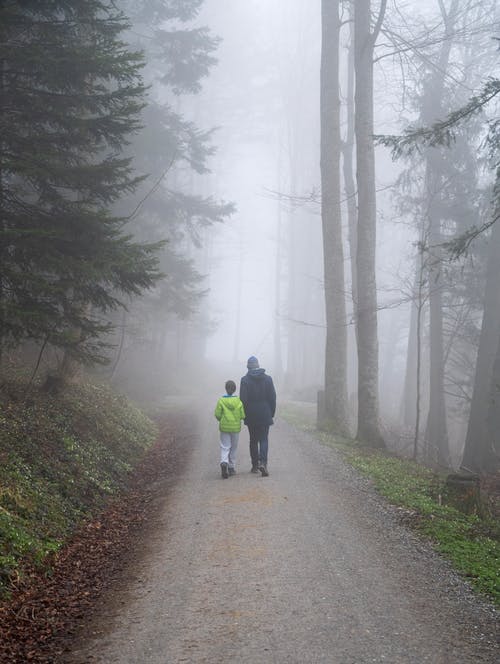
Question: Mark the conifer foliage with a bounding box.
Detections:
[0,1,162,365]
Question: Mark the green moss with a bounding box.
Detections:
[281,402,500,607]
[0,381,157,597]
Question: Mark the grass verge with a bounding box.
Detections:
[0,380,158,597]
[281,401,500,607]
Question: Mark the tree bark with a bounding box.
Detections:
[422,0,459,467]
[424,183,449,466]
[462,211,500,472]
[319,0,349,434]
[353,0,385,446]
[342,12,358,313]
[273,194,284,383]
[342,11,358,403]
[401,268,419,427]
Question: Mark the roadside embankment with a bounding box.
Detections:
[0,380,157,599]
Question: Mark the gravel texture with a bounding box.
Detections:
[65,408,499,664]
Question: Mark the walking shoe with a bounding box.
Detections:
[220,462,229,479]
[251,465,259,474]
[259,463,269,477]
[228,467,236,476]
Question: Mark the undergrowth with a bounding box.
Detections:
[0,380,157,597]
[281,401,500,607]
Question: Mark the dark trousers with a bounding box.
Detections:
[247,424,269,466]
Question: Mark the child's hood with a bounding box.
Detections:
[221,395,240,410]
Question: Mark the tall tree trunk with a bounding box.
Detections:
[485,331,500,470]
[57,302,92,386]
[353,0,386,446]
[273,195,284,383]
[401,267,419,427]
[342,13,357,312]
[413,246,426,459]
[319,0,349,434]
[232,241,243,364]
[424,174,449,466]
[286,205,300,388]
[422,0,459,467]
[462,207,500,472]
[342,11,358,403]
[0,58,5,369]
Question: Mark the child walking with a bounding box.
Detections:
[214,380,245,479]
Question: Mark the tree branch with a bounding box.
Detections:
[371,0,387,44]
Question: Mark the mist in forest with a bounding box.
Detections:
[2,0,499,474]
[185,0,499,472]
[191,0,416,387]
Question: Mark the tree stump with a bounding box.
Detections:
[445,472,482,515]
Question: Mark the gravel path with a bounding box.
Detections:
[66,407,498,664]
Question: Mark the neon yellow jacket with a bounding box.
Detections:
[214,395,245,433]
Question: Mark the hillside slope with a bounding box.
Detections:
[0,380,157,597]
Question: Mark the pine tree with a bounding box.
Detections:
[0,1,162,369]
[103,0,234,381]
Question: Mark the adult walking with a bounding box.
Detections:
[240,356,276,477]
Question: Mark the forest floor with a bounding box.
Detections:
[1,402,498,663]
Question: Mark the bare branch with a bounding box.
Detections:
[371,0,387,44]
[125,152,177,220]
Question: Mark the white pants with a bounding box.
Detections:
[220,432,239,468]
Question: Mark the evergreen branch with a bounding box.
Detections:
[375,78,500,158]
[441,209,500,259]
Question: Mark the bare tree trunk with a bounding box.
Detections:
[401,268,419,427]
[424,183,449,466]
[380,313,400,415]
[110,309,127,382]
[353,0,386,446]
[232,241,243,363]
[413,246,426,459]
[342,13,357,312]
[462,208,500,472]
[57,302,93,387]
[422,0,459,467]
[342,11,358,408]
[0,58,6,370]
[273,195,284,383]
[319,0,349,434]
[485,333,500,470]
[286,200,300,388]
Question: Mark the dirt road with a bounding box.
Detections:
[66,407,498,663]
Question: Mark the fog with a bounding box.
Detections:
[193,1,321,372]
[4,0,499,473]
[189,0,418,391]
[176,0,497,471]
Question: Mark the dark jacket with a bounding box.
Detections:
[240,368,276,427]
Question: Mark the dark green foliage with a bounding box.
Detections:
[0,1,162,363]
[0,379,157,595]
[134,0,205,24]
[155,26,220,94]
